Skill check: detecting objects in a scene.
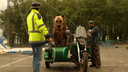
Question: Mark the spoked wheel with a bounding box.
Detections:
[79,52,88,72]
[45,62,50,68]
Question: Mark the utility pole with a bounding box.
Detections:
[7,0,10,46]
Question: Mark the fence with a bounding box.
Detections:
[101,40,128,49]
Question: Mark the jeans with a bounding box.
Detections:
[32,45,42,72]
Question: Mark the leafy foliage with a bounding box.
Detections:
[0,0,128,46]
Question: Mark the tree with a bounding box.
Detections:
[0,0,128,46]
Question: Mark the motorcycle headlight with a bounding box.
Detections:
[78,38,87,45]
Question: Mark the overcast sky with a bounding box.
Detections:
[0,0,7,37]
[0,0,7,10]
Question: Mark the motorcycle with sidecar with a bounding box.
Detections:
[44,25,91,72]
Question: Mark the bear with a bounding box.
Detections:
[52,15,68,47]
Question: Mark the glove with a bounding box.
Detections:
[51,42,56,47]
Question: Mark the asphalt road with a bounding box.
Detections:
[0,46,128,72]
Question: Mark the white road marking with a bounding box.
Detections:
[8,65,32,67]
[0,56,32,69]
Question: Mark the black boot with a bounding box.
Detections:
[96,65,101,69]
[89,64,96,67]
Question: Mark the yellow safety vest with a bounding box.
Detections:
[27,9,50,44]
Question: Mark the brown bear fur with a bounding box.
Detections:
[52,15,68,47]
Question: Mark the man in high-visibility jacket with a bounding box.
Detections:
[27,2,52,72]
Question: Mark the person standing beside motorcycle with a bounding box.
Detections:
[87,20,101,69]
[27,2,52,72]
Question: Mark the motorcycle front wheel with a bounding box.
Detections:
[79,52,88,72]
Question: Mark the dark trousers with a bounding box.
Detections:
[91,43,101,66]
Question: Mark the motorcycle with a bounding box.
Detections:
[44,25,91,72]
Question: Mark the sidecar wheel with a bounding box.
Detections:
[80,52,88,72]
[45,62,50,68]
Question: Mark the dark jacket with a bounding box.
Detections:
[87,26,99,44]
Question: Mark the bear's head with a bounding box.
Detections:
[53,15,66,29]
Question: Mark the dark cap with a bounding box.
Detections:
[89,20,94,24]
[31,2,41,9]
